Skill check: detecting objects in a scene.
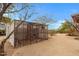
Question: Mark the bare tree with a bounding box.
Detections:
[33,16,55,25]
[0,3,35,55]
[0,3,31,21]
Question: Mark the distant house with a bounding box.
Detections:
[0,22,5,30]
[72,14,79,31]
[0,16,11,35]
[0,22,6,35]
[72,14,79,23]
[6,20,48,48]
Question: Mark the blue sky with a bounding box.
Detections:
[7,3,79,30]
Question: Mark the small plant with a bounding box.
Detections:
[0,29,6,35]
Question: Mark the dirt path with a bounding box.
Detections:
[12,33,79,56]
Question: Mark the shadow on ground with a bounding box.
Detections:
[74,37,79,40]
[4,38,48,56]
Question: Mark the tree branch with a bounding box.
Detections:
[66,20,79,32]
[0,3,12,20]
[5,5,28,14]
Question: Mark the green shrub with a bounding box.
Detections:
[0,29,6,35]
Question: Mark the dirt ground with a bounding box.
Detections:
[12,33,79,56]
[0,36,5,44]
[1,33,79,56]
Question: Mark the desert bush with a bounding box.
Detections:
[0,29,6,35]
[58,21,75,34]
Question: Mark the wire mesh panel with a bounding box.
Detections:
[13,20,48,48]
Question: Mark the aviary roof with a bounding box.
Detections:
[14,20,47,26]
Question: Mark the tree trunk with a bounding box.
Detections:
[0,3,12,56]
[0,20,24,55]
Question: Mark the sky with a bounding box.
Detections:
[7,3,79,30]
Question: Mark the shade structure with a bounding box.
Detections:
[6,20,48,48]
